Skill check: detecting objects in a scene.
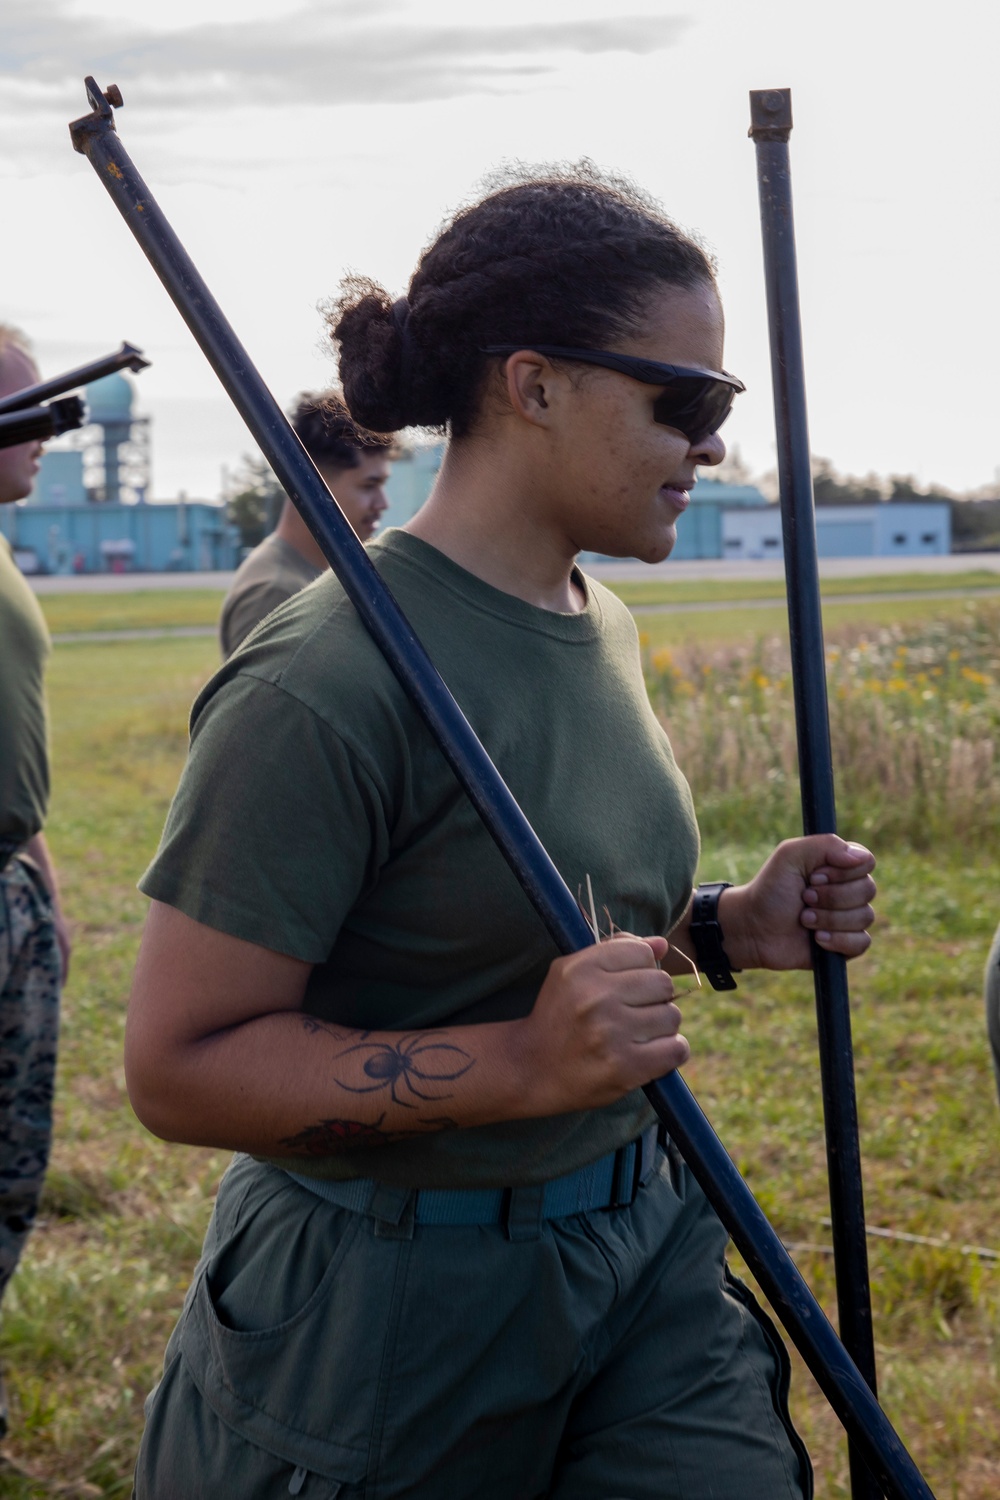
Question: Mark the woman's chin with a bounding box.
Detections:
[634,526,677,565]
[573,523,676,564]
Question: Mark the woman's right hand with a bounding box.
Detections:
[512,936,689,1117]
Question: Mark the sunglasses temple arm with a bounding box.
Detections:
[70,76,932,1500]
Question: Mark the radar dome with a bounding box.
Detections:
[84,371,134,424]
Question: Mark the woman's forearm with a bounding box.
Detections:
[126,903,688,1157]
[128,1009,530,1156]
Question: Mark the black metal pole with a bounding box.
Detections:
[0,343,149,416]
[0,396,85,449]
[70,78,934,1500]
[749,88,881,1500]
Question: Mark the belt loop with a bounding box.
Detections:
[610,1142,634,1209]
[368,1183,416,1240]
[632,1128,650,1200]
[503,1184,544,1241]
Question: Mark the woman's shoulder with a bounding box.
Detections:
[576,570,642,648]
[196,561,406,746]
[577,571,632,616]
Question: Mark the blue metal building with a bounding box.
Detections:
[721,501,951,560]
[666,478,770,561]
[0,495,240,575]
[4,369,241,574]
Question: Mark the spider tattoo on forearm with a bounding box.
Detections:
[331,1030,475,1108]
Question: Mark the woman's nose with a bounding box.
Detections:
[692,429,726,468]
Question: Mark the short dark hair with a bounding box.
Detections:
[330,162,716,437]
[290,389,395,471]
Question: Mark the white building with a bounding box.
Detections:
[722,501,951,561]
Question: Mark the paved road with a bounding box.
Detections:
[32,571,231,595]
[29,550,1000,594]
[51,625,218,644]
[585,552,1000,584]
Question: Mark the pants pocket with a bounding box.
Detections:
[134,1351,363,1499]
[143,1162,415,1486]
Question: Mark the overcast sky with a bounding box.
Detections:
[3,0,998,500]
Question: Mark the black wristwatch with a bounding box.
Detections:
[689,882,741,991]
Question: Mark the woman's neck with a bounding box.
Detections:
[403,438,586,614]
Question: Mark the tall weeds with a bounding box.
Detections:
[643,601,1000,852]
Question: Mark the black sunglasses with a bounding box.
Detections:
[482,344,745,444]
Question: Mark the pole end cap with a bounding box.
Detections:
[70,76,121,154]
[749,88,793,141]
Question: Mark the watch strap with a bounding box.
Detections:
[689,882,741,991]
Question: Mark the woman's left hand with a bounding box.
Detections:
[722,835,877,972]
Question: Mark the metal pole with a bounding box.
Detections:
[749,88,881,1500]
[0,343,149,416]
[0,396,85,449]
[70,78,933,1499]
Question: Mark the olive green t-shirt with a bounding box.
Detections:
[142,530,700,1188]
[0,536,50,850]
[218,532,322,659]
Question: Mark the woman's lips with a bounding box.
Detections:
[659,485,690,512]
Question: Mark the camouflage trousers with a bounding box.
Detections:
[0,857,60,1302]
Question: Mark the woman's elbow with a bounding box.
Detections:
[124,1015,205,1144]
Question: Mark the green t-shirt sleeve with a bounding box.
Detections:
[140,674,391,961]
[220,580,297,659]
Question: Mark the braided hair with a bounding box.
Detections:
[329,163,716,437]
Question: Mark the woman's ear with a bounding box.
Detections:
[503,351,563,429]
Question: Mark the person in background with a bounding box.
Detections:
[0,324,71,1439]
[985,926,1000,1107]
[219,390,394,657]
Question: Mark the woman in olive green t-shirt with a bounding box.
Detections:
[127,169,877,1498]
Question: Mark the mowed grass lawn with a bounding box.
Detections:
[1,580,997,1496]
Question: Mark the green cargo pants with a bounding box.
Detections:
[134,1147,812,1499]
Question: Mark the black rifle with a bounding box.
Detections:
[70,77,934,1500]
[0,396,85,451]
[750,89,880,1500]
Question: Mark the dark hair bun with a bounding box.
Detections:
[330,278,413,433]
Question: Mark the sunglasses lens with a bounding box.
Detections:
[652,379,735,442]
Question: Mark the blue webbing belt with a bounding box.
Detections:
[286,1124,660,1227]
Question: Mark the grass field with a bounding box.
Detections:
[2,580,998,1495]
[36,591,224,637]
[31,569,1000,635]
[612,567,1000,609]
